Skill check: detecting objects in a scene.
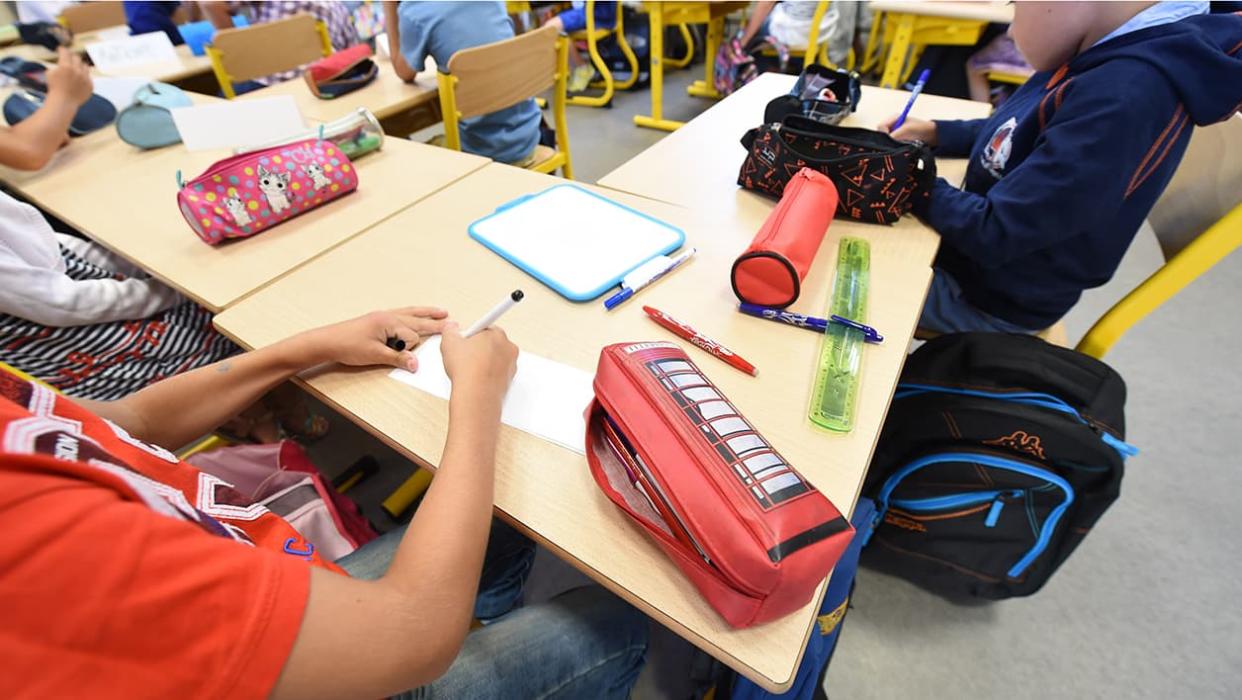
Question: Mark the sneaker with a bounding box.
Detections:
[568,64,595,92]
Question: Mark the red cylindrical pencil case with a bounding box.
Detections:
[730,167,837,308]
[585,341,854,628]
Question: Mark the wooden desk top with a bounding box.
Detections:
[214,162,935,691]
[598,73,991,220]
[16,138,488,312]
[870,0,1014,24]
[0,40,213,83]
[238,55,439,122]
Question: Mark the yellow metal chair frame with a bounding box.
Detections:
[878,11,988,88]
[206,16,333,99]
[1059,117,1242,358]
[1076,204,1242,359]
[634,1,748,132]
[663,23,696,69]
[985,69,1032,87]
[437,26,574,179]
[568,0,640,108]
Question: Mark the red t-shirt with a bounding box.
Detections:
[0,371,337,698]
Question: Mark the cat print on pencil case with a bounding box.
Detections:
[304,163,332,191]
[223,196,253,227]
[177,138,360,245]
[258,165,294,215]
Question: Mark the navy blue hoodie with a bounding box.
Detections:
[920,10,1242,330]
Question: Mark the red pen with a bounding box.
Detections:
[642,305,758,376]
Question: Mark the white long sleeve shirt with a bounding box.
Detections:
[0,193,182,327]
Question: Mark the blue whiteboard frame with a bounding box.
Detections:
[467,184,686,302]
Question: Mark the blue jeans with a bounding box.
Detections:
[919,268,1040,334]
[336,520,649,698]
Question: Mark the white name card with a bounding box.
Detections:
[86,32,179,75]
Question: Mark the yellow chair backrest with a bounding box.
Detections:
[207,13,333,98]
[1075,114,1242,358]
[59,2,126,34]
[437,24,572,177]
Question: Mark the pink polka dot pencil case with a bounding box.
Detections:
[177,138,359,245]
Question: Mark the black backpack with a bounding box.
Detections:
[860,333,1137,600]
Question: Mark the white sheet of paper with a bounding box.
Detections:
[92,76,150,110]
[389,337,595,454]
[85,32,178,74]
[170,97,307,151]
[95,26,133,42]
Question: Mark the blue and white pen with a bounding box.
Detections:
[891,68,931,131]
[604,248,697,310]
[738,303,883,343]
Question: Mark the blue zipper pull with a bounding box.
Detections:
[985,498,1005,528]
[1100,431,1139,459]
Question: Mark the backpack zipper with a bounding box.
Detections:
[894,383,1138,459]
[890,489,1025,528]
[872,452,1074,578]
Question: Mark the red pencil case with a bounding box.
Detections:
[586,341,854,628]
[730,167,837,308]
[177,138,358,245]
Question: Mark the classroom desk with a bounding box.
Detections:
[600,73,991,229]
[871,1,1014,88]
[8,138,488,312]
[238,55,439,124]
[0,40,214,84]
[633,1,749,131]
[213,162,936,692]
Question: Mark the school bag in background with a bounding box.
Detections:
[861,333,1137,600]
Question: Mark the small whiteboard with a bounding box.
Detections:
[469,185,685,302]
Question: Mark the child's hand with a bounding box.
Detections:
[878,115,938,146]
[440,323,518,403]
[46,48,93,107]
[298,307,449,371]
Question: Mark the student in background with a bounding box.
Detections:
[739,0,872,68]
[881,1,1242,334]
[201,1,359,87]
[385,1,544,166]
[0,311,649,698]
[544,0,617,92]
[123,1,185,45]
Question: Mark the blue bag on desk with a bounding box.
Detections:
[115,82,193,149]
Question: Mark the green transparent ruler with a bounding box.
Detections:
[809,237,870,432]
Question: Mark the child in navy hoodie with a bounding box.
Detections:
[882,2,1242,334]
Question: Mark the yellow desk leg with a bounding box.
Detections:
[879,12,916,88]
[686,16,724,99]
[634,2,684,131]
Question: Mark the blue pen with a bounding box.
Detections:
[891,68,931,131]
[738,303,883,343]
[604,248,696,310]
